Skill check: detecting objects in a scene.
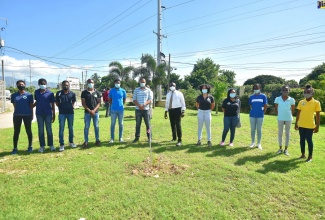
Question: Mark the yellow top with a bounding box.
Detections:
[297,98,321,129]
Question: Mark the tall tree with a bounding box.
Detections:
[299,62,325,86]
[219,69,236,87]
[109,61,133,82]
[243,75,285,89]
[90,73,101,88]
[213,80,228,114]
[185,57,219,89]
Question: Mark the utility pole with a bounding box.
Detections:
[153,0,167,101]
[58,74,60,89]
[81,71,84,90]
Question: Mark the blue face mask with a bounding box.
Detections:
[230,93,236,98]
[254,89,260,94]
[140,83,145,87]
[39,85,46,90]
[88,83,94,89]
[202,89,208,94]
[115,84,120,89]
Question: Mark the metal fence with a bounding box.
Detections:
[0,80,7,113]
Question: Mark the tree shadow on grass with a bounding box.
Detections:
[256,158,305,174]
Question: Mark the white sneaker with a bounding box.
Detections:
[249,143,255,148]
[69,143,77,148]
[59,145,65,152]
[50,146,56,151]
[119,138,125,143]
[38,147,45,153]
[275,149,283,154]
[284,149,290,156]
[109,139,114,144]
[258,144,262,150]
[229,142,234,147]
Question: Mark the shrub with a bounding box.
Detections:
[181,88,200,110]
[320,112,325,125]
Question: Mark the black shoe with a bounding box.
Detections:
[196,140,201,146]
[132,138,139,143]
[176,141,182,146]
[171,139,176,142]
[96,140,101,146]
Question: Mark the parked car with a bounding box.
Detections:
[5,90,10,100]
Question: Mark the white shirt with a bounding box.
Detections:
[165,90,186,111]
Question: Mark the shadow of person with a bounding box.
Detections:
[206,146,249,158]
[256,157,305,174]
[234,152,277,166]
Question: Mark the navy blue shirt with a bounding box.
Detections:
[222,98,240,116]
[196,95,214,110]
[56,90,76,114]
[11,91,33,116]
[34,89,55,115]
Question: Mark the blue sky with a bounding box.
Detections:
[1,0,324,86]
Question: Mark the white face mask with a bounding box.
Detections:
[140,83,145,87]
[170,86,175,91]
[88,83,94,89]
[202,89,208,94]
[230,93,236,98]
[39,85,47,90]
[254,89,260,94]
[115,84,120,88]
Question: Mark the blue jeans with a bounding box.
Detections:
[110,110,124,140]
[135,110,150,138]
[59,114,74,145]
[222,116,239,143]
[36,114,53,147]
[250,117,264,144]
[84,112,99,143]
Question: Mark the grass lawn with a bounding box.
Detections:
[0,106,324,219]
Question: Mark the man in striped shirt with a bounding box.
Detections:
[132,77,152,143]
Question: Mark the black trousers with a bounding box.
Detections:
[13,115,33,148]
[168,107,182,142]
[299,127,314,156]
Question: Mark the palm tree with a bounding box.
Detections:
[109,61,133,82]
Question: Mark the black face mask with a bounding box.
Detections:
[63,86,69,91]
[17,85,25,91]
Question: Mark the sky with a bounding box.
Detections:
[1,0,325,87]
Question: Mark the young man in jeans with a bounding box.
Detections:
[295,84,321,162]
[34,78,56,153]
[108,79,126,143]
[56,80,77,151]
[81,79,102,148]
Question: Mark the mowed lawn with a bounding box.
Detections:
[0,106,324,219]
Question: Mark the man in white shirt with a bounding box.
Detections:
[164,82,186,146]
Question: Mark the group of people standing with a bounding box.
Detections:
[10,78,321,162]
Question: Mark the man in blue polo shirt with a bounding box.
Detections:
[34,78,56,153]
[108,79,126,143]
[11,80,34,154]
[56,80,77,151]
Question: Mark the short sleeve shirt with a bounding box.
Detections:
[81,89,102,113]
[196,95,214,110]
[11,91,33,116]
[109,88,126,111]
[132,87,152,110]
[274,96,295,121]
[56,90,76,114]
[222,98,240,116]
[249,93,267,118]
[34,89,55,115]
[297,98,321,129]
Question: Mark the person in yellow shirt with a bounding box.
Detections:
[295,84,321,162]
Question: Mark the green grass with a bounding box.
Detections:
[0,107,324,219]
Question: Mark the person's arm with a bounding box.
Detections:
[51,102,55,123]
[314,112,320,133]
[196,102,199,110]
[263,104,268,114]
[274,104,278,115]
[81,98,90,112]
[294,110,300,130]
[210,101,215,111]
[291,104,295,116]
[180,92,186,117]
[123,90,126,104]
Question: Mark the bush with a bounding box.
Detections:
[320,112,325,125]
[182,88,200,110]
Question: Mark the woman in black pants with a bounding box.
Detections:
[11,80,34,154]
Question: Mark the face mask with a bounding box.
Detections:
[170,86,175,91]
[115,84,120,89]
[88,83,94,89]
[230,93,236,98]
[17,85,25,91]
[202,89,208,94]
[140,83,145,87]
[282,91,288,96]
[63,86,69,91]
[39,85,46,90]
[304,93,312,99]
[254,89,260,94]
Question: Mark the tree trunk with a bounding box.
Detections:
[215,103,219,114]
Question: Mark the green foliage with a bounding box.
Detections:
[182,88,200,110]
[219,69,236,87]
[320,112,325,125]
[212,80,228,113]
[185,57,219,89]
[238,94,250,113]
[243,75,285,89]
[299,62,325,86]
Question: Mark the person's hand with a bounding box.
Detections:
[181,111,185,118]
[139,105,144,110]
[164,111,168,119]
[314,126,319,133]
[90,110,95,117]
[52,114,55,123]
[294,123,298,130]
